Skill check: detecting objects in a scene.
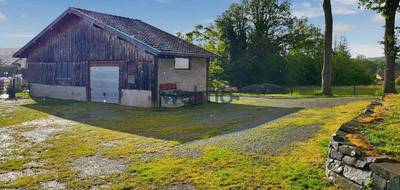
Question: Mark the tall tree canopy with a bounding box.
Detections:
[215,0,300,87]
[178,0,375,90]
[359,0,400,93]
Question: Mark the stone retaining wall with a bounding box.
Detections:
[326,101,400,190]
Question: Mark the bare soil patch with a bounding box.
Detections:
[21,127,65,143]
[0,168,46,183]
[40,180,66,190]
[0,128,16,160]
[71,156,126,178]
[18,116,76,128]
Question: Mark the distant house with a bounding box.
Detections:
[0,48,26,68]
[14,7,214,107]
[0,77,11,92]
[376,69,400,83]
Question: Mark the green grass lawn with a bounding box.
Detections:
[0,97,371,189]
[356,94,400,159]
[225,85,397,98]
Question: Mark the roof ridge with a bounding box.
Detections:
[72,7,181,41]
[134,19,193,45]
[15,7,214,58]
[71,7,213,55]
[70,7,142,22]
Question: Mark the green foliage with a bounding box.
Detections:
[215,0,297,87]
[178,0,379,89]
[285,36,375,86]
[396,77,400,85]
[358,0,393,13]
[176,24,227,90]
[0,64,19,77]
[210,79,228,91]
[332,37,374,85]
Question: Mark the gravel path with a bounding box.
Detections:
[212,96,375,108]
[175,119,321,158]
[174,96,375,157]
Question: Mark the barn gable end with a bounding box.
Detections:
[14,7,212,107]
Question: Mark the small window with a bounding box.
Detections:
[174,58,190,70]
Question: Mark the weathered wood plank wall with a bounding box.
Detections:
[26,14,154,63]
[28,62,87,86]
[25,14,155,90]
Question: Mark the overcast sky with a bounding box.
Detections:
[0,0,398,57]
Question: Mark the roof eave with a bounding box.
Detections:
[13,8,74,58]
[13,7,162,58]
[159,51,216,59]
[70,8,161,56]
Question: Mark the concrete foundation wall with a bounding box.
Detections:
[30,83,87,101]
[120,89,152,107]
[158,58,207,92]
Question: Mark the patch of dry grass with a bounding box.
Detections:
[356,94,400,159]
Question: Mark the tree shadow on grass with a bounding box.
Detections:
[23,98,301,143]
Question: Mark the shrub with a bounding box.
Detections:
[240,83,288,94]
[396,77,400,86]
[211,79,229,91]
[6,86,16,99]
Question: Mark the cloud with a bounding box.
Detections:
[293,0,359,18]
[333,6,358,15]
[332,0,359,15]
[334,23,353,33]
[372,14,384,22]
[372,12,400,23]
[0,12,6,23]
[151,0,170,4]
[293,2,323,18]
[349,43,384,58]
[0,0,6,3]
[334,0,358,5]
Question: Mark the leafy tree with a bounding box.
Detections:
[179,0,376,90]
[0,64,18,77]
[332,37,374,85]
[284,20,324,86]
[176,24,227,90]
[322,0,333,95]
[359,0,400,93]
[216,3,250,87]
[215,0,302,87]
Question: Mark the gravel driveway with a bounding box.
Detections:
[0,97,372,189]
[211,95,375,108]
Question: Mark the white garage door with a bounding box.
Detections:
[90,66,119,104]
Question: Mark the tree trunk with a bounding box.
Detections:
[383,0,399,93]
[322,0,333,95]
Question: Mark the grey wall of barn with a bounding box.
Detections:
[120,89,152,107]
[30,83,87,101]
[157,57,207,92]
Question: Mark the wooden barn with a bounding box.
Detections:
[14,7,213,107]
